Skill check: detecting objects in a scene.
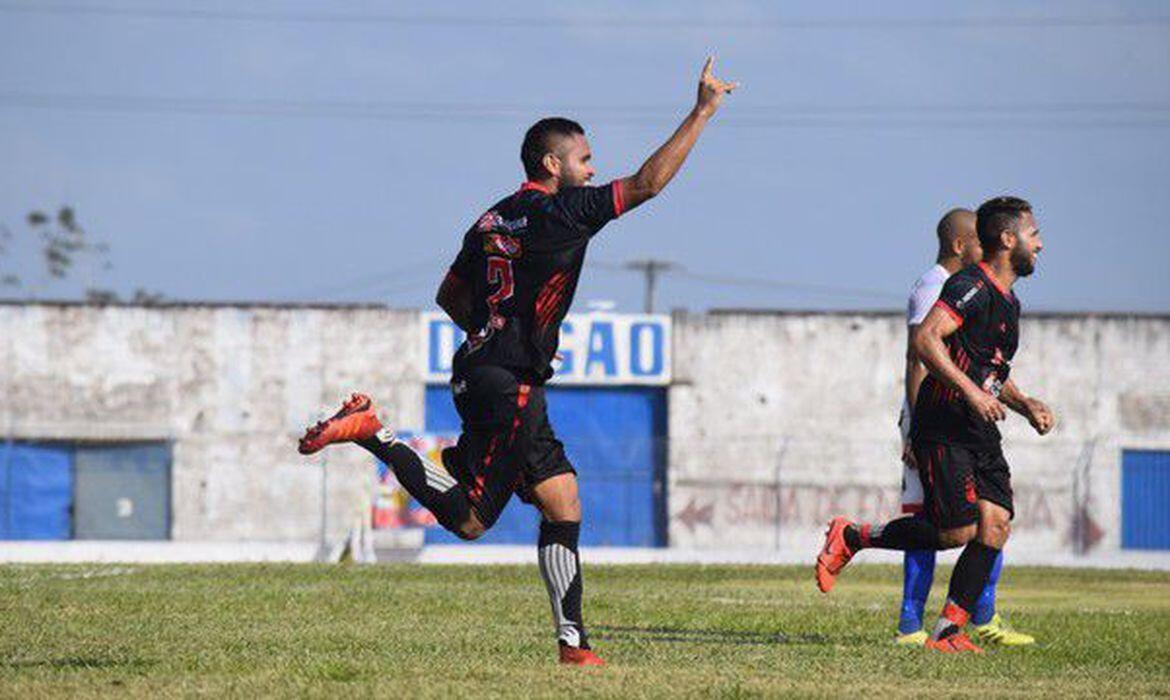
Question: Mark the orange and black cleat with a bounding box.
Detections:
[925,632,984,654]
[815,516,857,593]
[298,393,383,455]
[559,645,605,667]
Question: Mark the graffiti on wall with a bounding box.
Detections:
[673,480,1071,535]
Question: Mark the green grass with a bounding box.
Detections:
[1,563,1168,698]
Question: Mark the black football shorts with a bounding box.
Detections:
[912,440,1013,529]
[446,365,575,528]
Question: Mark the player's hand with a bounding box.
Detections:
[965,388,1007,423]
[696,56,739,117]
[901,441,918,470]
[1023,397,1056,435]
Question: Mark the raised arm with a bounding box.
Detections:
[618,57,739,212]
[912,306,1007,423]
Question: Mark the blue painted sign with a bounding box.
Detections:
[422,311,671,386]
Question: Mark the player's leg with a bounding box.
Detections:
[297,366,523,539]
[817,442,961,594]
[972,549,1002,626]
[520,388,602,666]
[897,460,936,642]
[969,448,1035,645]
[925,499,1008,652]
[924,445,1013,652]
[530,474,601,666]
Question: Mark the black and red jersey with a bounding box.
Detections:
[912,262,1021,446]
[446,180,626,383]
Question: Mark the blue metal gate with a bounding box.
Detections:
[418,385,667,546]
[0,442,73,540]
[1122,449,1170,550]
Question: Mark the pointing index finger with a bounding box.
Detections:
[702,56,714,79]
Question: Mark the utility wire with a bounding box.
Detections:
[588,260,902,301]
[3,92,1169,128]
[1,3,1168,29]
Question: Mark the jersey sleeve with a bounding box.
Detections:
[553,180,625,234]
[447,230,478,282]
[907,278,943,325]
[933,273,985,328]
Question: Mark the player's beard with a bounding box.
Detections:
[1010,243,1035,277]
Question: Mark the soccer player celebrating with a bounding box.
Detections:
[298,58,738,666]
[894,208,1034,646]
[816,196,1053,653]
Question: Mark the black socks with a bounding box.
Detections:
[357,433,474,537]
[538,520,588,649]
[845,517,942,551]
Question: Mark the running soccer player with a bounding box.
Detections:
[894,208,1034,646]
[816,196,1053,653]
[298,58,738,666]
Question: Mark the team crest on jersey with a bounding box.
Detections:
[484,233,523,258]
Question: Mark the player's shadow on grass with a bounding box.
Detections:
[5,656,156,671]
[593,625,834,646]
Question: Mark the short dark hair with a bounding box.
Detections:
[976,196,1032,252]
[936,207,974,249]
[521,117,584,180]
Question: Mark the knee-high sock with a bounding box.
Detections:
[971,549,1004,625]
[931,541,1001,640]
[538,520,588,649]
[899,549,937,634]
[846,517,942,551]
[357,429,474,535]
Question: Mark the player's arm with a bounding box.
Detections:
[1000,378,1056,435]
[904,329,929,415]
[912,305,1007,423]
[617,57,739,213]
[435,271,474,333]
[899,328,928,467]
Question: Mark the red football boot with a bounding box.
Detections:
[925,632,984,654]
[559,645,605,666]
[815,516,857,593]
[298,393,382,455]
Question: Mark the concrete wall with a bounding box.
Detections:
[667,311,1170,561]
[3,303,1169,562]
[0,303,423,542]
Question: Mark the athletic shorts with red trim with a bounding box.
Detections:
[913,439,1014,529]
[448,365,575,528]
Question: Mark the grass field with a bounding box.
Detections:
[1,563,1168,698]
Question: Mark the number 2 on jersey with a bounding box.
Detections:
[485,256,514,329]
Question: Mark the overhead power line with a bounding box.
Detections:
[589,260,902,303]
[3,92,1169,129]
[1,3,1168,29]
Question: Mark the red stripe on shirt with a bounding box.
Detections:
[934,299,964,327]
[611,179,626,217]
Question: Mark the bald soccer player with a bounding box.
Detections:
[894,208,1034,646]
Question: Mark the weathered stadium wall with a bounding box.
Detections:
[0,303,422,543]
[2,303,1168,563]
[668,311,1170,562]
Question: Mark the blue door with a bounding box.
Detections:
[419,385,667,546]
[0,442,73,540]
[1122,449,1170,550]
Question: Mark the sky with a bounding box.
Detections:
[1,0,1168,313]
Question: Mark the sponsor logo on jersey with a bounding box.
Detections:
[484,233,523,258]
[956,284,980,310]
[476,210,527,235]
